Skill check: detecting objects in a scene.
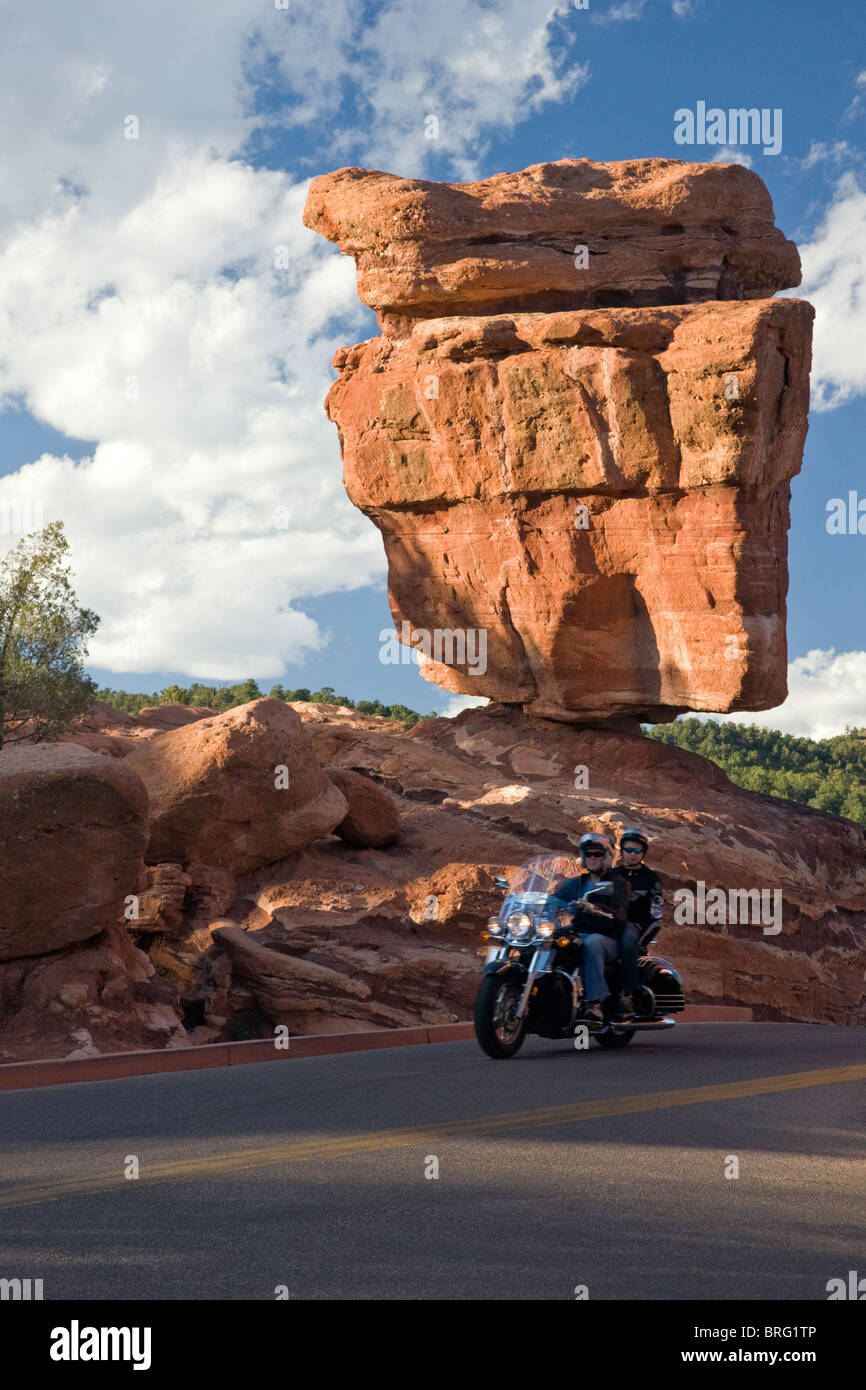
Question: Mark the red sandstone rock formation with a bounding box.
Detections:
[125,698,348,872]
[327,299,812,720]
[134,704,216,730]
[2,700,863,1060]
[200,705,866,1035]
[0,744,148,960]
[152,700,861,1039]
[326,766,401,848]
[305,158,813,722]
[0,744,189,1060]
[303,159,801,330]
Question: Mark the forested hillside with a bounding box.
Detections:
[95,680,432,725]
[646,718,866,827]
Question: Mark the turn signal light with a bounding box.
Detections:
[556,935,571,947]
[480,931,490,941]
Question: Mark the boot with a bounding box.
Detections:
[583,999,604,1026]
[616,991,635,1019]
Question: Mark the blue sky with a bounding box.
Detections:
[0,0,864,733]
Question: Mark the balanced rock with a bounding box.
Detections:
[0,744,148,961]
[303,158,801,331]
[327,298,813,720]
[126,698,348,872]
[308,157,812,722]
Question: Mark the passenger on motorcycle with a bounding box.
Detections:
[612,828,664,1020]
[558,833,630,1026]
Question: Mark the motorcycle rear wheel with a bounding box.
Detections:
[593,1026,635,1048]
[474,976,527,1058]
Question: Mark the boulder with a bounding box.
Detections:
[0,744,148,961]
[126,698,348,872]
[326,298,813,721]
[326,767,401,848]
[303,158,801,331]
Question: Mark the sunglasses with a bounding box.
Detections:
[583,849,605,857]
[622,845,644,853]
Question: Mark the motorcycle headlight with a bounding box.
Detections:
[487,917,505,937]
[506,911,532,939]
[537,921,554,938]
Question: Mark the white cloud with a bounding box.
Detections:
[592,0,694,18]
[261,1,589,180]
[592,0,647,22]
[0,0,269,237]
[799,139,860,171]
[0,156,384,677]
[711,147,753,168]
[440,693,490,718]
[794,172,866,409]
[709,649,866,740]
[0,2,585,678]
[843,67,866,121]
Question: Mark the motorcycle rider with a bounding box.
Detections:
[559,833,630,1026]
[612,828,664,1019]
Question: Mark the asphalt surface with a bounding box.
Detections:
[0,1023,864,1300]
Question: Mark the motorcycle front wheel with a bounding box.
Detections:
[474,975,527,1058]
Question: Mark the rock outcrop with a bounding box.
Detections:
[0,744,148,960]
[303,159,801,330]
[134,704,216,730]
[126,698,348,872]
[0,743,190,1060]
[1,700,863,1059]
[171,703,864,1037]
[327,299,812,720]
[305,158,813,722]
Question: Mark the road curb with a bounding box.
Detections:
[0,1007,752,1094]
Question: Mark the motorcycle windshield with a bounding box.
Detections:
[507,854,583,898]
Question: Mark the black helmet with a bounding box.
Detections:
[620,827,649,853]
[579,832,612,870]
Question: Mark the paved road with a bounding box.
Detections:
[0,1024,864,1300]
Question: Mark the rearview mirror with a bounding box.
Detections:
[493,876,509,890]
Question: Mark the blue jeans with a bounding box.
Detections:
[619,922,642,991]
[578,933,619,1002]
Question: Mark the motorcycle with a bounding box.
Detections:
[474,853,685,1059]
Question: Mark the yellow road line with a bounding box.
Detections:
[2,1063,864,1210]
